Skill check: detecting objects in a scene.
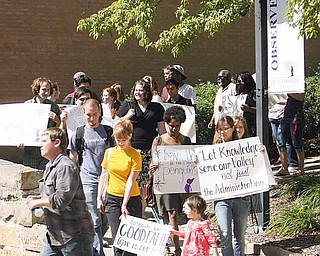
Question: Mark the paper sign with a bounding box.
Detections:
[222,95,247,117]
[114,215,171,256]
[194,137,275,201]
[153,145,200,194]
[59,105,86,139]
[0,103,50,146]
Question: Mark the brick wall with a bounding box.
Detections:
[0,0,319,104]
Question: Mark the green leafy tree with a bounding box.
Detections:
[77,0,320,57]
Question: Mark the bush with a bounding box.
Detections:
[267,176,320,237]
[195,81,218,144]
[304,66,320,139]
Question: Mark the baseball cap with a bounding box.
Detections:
[167,64,187,80]
[73,71,86,80]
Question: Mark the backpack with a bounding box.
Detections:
[75,124,113,168]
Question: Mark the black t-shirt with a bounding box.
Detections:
[284,95,304,118]
[117,101,165,149]
[167,95,193,106]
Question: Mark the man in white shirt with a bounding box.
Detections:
[164,64,196,107]
[208,69,236,130]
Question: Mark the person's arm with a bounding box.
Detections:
[202,220,218,249]
[121,170,140,218]
[59,111,68,130]
[241,104,256,114]
[171,229,185,238]
[26,196,51,211]
[150,137,160,175]
[157,121,166,135]
[69,150,78,162]
[97,168,109,213]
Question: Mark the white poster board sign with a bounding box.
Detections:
[153,145,200,194]
[222,95,247,117]
[267,0,305,93]
[161,103,196,143]
[194,137,276,201]
[0,103,50,146]
[114,215,171,256]
[59,105,86,139]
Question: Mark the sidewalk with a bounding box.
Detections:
[103,156,320,256]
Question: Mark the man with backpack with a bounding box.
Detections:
[69,99,113,256]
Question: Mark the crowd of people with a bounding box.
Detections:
[23,65,305,256]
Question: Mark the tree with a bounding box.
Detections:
[77,0,320,57]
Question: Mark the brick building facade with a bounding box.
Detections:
[1,0,320,104]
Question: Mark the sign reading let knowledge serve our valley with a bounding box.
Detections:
[194,137,276,201]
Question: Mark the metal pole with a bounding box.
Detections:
[255,0,270,230]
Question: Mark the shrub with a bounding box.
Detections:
[304,66,320,139]
[268,175,320,237]
[195,81,218,144]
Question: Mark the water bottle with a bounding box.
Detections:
[33,207,44,217]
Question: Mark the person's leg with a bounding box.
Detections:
[232,197,251,256]
[60,234,94,256]
[167,210,181,255]
[276,118,291,175]
[214,200,233,256]
[137,150,151,219]
[290,115,305,173]
[40,235,60,256]
[83,184,105,256]
[105,194,123,256]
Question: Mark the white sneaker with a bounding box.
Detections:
[288,166,298,173]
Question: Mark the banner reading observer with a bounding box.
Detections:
[194,137,276,201]
[268,0,305,93]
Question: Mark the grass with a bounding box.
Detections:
[267,174,320,237]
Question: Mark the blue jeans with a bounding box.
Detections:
[214,196,251,256]
[279,115,304,151]
[40,233,93,256]
[269,118,298,167]
[83,183,107,256]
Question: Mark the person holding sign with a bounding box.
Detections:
[235,71,256,137]
[171,195,219,256]
[98,119,142,256]
[150,106,191,256]
[213,116,251,256]
[22,77,61,170]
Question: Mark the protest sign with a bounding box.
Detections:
[59,105,86,139]
[222,95,247,117]
[161,103,196,143]
[114,215,171,256]
[194,137,275,201]
[153,145,200,194]
[0,103,50,146]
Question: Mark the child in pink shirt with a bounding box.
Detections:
[171,195,219,256]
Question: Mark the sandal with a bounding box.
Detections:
[273,168,290,176]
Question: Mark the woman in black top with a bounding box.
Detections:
[235,71,257,137]
[116,80,166,217]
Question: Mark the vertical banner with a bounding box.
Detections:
[113,216,171,256]
[194,137,276,201]
[268,0,305,93]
